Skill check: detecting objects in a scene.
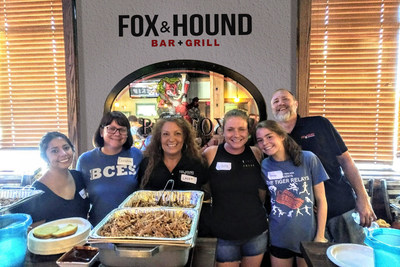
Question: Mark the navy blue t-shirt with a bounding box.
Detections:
[11,170,90,223]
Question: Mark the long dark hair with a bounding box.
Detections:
[140,116,203,188]
[93,111,133,149]
[39,131,74,162]
[256,120,303,166]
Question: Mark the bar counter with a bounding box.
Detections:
[300,241,336,267]
[23,237,217,267]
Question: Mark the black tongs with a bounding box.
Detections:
[157,179,175,206]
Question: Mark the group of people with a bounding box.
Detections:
[13,88,376,267]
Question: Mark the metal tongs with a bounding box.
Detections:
[157,179,175,206]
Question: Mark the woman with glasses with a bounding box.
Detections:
[76,111,143,226]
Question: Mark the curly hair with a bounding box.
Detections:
[93,111,133,149]
[140,116,203,188]
[255,120,303,166]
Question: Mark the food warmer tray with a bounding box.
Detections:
[88,207,199,246]
[88,207,199,267]
[0,187,44,213]
[118,190,204,210]
[92,242,193,267]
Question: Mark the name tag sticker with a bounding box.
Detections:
[118,157,133,166]
[216,162,231,171]
[268,171,283,180]
[181,174,197,184]
[79,189,87,199]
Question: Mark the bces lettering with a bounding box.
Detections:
[89,165,136,180]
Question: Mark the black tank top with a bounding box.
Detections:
[209,144,268,240]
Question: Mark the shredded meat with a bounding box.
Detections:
[128,199,195,208]
[99,210,192,238]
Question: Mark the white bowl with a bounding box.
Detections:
[28,217,91,255]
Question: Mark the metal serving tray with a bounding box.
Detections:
[0,187,44,213]
[93,243,191,267]
[119,190,204,210]
[89,207,199,245]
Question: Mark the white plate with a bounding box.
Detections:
[28,217,92,255]
[326,243,374,267]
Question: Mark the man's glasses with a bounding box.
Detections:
[105,126,128,135]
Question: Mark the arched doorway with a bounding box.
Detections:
[104,60,267,148]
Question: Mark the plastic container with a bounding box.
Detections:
[0,213,32,267]
[364,227,400,267]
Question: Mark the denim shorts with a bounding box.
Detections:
[215,230,268,262]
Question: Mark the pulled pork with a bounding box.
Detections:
[99,210,192,238]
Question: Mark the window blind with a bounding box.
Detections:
[0,0,67,148]
[309,0,400,165]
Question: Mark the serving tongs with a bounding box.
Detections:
[157,179,175,206]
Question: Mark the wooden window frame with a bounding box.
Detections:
[297,0,312,117]
[62,0,79,161]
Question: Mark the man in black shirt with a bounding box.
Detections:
[270,89,376,243]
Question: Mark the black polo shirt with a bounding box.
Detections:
[289,115,356,219]
[139,154,208,191]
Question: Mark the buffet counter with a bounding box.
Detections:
[21,190,216,267]
[24,238,217,267]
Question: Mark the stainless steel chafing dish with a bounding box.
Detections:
[88,207,200,267]
[0,187,44,214]
[118,190,204,210]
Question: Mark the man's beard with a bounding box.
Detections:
[273,109,293,122]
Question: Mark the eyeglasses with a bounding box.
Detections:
[105,126,128,135]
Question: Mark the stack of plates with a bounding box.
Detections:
[28,217,91,255]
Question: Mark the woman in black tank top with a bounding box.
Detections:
[203,109,268,267]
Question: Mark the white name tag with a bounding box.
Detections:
[216,162,231,170]
[268,171,283,180]
[79,189,87,199]
[117,157,133,166]
[181,174,197,184]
